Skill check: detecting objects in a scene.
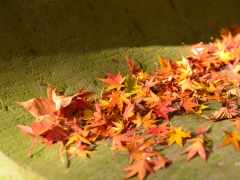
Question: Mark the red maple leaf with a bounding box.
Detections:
[99,71,125,91]
[125,56,143,76]
[18,122,51,157]
[153,100,175,121]
[74,87,94,115]
[40,126,68,148]
[142,123,170,140]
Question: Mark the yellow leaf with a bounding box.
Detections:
[196,104,209,115]
[81,109,94,120]
[164,123,191,147]
[213,50,234,64]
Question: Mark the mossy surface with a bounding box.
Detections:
[1,1,240,179]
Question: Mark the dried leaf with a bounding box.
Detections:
[121,159,154,180]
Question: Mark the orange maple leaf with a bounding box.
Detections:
[180,97,199,114]
[219,130,240,151]
[133,110,157,130]
[99,71,125,91]
[127,134,159,164]
[107,90,132,113]
[121,159,154,180]
[152,154,172,171]
[231,117,240,130]
[110,130,135,151]
[180,134,211,162]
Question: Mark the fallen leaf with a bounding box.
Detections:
[164,123,191,147]
[219,130,240,151]
[121,159,154,180]
[18,121,52,157]
[180,134,211,162]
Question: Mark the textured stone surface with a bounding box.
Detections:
[1,0,240,179]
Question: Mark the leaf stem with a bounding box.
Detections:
[28,137,36,157]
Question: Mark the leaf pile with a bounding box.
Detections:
[17,25,240,179]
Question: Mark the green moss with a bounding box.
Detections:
[1,0,240,179]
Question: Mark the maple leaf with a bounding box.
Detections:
[99,71,125,91]
[110,130,135,151]
[16,83,80,119]
[178,79,199,92]
[121,159,154,180]
[40,126,68,147]
[51,88,77,111]
[18,121,52,157]
[180,97,199,114]
[125,56,143,76]
[226,88,240,98]
[93,101,105,121]
[157,55,174,81]
[180,134,211,162]
[66,134,92,146]
[143,76,159,93]
[88,100,106,128]
[142,90,159,108]
[81,109,94,120]
[133,110,157,130]
[39,125,68,164]
[231,117,240,130]
[127,134,160,164]
[188,42,204,56]
[63,143,97,158]
[219,130,240,151]
[141,123,169,140]
[153,100,175,121]
[213,50,234,64]
[164,123,191,147]
[108,120,125,136]
[122,102,135,121]
[124,75,142,94]
[136,71,148,82]
[176,57,192,80]
[16,97,56,119]
[196,104,209,115]
[107,90,132,113]
[73,87,94,115]
[152,154,172,171]
[201,107,232,122]
[195,122,211,136]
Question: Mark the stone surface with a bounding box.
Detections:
[1,0,240,179]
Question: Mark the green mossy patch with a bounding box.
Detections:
[1,1,240,179]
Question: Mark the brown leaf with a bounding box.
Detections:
[201,107,232,122]
[16,97,56,118]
